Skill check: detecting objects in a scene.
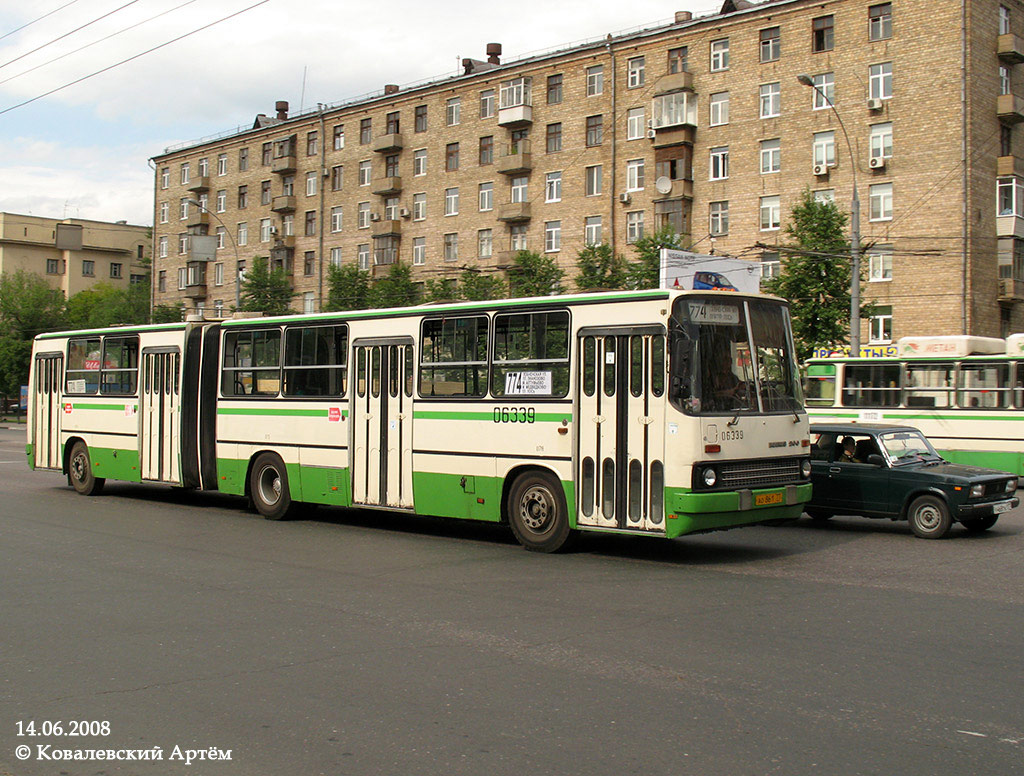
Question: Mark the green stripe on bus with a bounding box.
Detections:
[808,411,1024,422]
[217,407,349,418]
[413,410,572,422]
[72,403,128,411]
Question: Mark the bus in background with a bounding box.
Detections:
[27,289,811,552]
[805,334,1024,476]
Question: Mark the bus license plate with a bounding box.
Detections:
[993,500,1014,514]
[754,492,784,507]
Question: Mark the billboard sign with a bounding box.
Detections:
[659,249,761,294]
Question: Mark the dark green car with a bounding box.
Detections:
[808,423,1018,539]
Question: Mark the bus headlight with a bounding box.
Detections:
[702,467,717,488]
[801,459,812,478]
[969,484,984,498]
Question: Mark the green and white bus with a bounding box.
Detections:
[28,289,811,551]
[806,334,1024,475]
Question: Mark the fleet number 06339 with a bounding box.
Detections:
[493,407,536,423]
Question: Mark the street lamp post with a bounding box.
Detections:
[797,74,861,356]
[188,199,242,310]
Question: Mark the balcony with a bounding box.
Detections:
[496,202,531,222]
[186,210,209,228]
[372,260,396,278]
[373,132,404,153]
[271,195,296,213]
[652,71,694,95]
[272,154,297,174]
[653,179,694,200]
[998,33,1024,64]
[497,103,533,128]
[371,219,402,237]
[997,93,1024,124]
[372,176,402,196]
[186,176,210,193]
[999,277,1024,301]
[496,142,532,175]
[273,235,296,249]
[998,156,1024,177]
[494,250,518,267]
[183,283,206,299]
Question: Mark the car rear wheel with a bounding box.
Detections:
[962,514,998,534]
[907,495,951,539]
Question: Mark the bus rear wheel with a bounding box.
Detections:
[507,471,574,553]
[69,441,105,496]
[250,453,294,520]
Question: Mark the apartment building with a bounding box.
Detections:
[152,0,1024,341]
[0,212,149,297]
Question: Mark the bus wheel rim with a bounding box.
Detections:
[520,486,552,532]
[71,453,87,481]
[258,466,282,506]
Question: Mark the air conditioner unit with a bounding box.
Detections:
[370,213,381,222]
[867,98,883,111]
[268,225,278,235]
[618,192,632,204]
[868,155,886,169]
[812,163,828,176]
[399,207,411,219]
[646,128,657,139]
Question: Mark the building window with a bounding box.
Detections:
[237,185,248,209]
[384,154,399,178]
[109,262,122,278]
[238,148,248,172]
[709,201,729,235]
[1003,124,1014,157]
[626,159,645,191]
[870,62,893,100]
[333,124,345,150]
[500,77,531,108]
[357,244,370,270]
[544,221,561,252]
[710,38,729,71]
[198,157,208,177]
[869,245,893,281]
[870,122,893,159]
[178,234,189,255]
[237,222,248,246]
[385,111,399,135]
[584,216,602,245]
[869,306,893,344]
[359,118,372,144]
[545,171,562,203]
[213,191,226,213]
[759,195,781,230]
[510,224,528,251]
[760,138,781,173]
[444,232,459,261]
[813,131,836,167]
[479,90,495,118]
[547,74,563,104]
[870,183,893,221]
[541,122,560,153]
[331,165,343,191]
[446,97,461,126]
[1001,65,1012,96]
[1001,5,1011,35]
[586,65,604,96]
[329,247,342,268]
[626,211,644,244]
[414,105,427,132]
[215,227,226,249]
[158,236,167,258]
[869,3,892,40]
[413,148,427,176]
[479,181,493,211]
[812,72,834,109]
[445,187,459,216]
[177,268,186,290]
[511,176,528,203]
[412,237,426,265]
[305,171,317,197]
[383,196,399,221]
[301,292,314,314]
[261,180,271,205]
[355,160,370,187]
[627,107,645,140]
[653,199,682,233]
[261,143,271,165]
[760,27,781,62]
[160,167,169,189]
[374,235,399,267]
[413,192,426,221]
[710,91,729,126]
[282,214,293,236]
[82,260,95,277]
[759,82,781,118]
[585,164,602,196]
[585,114,603,146]
[158,270,166,292]
[813,15,834,52]
[357,202,370,229]
[306,131,319,156]
[331,206,343,233]
[709,146,729,180]
[760,254,781,283]
[180,162,189,184]
[213,262,224,286]
[179,198,189,220]
[217,153,228,175]
[478,228,493,258]
[304,251,315,276]
[627,56,645,88]
[159,201,168,223]
[282,175,295,196]
[479,135,494,165]
[446,142,460,171]
[668,46,688,74]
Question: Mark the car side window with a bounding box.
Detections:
[811,432,835,461]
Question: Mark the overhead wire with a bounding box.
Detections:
[0,0,84,44]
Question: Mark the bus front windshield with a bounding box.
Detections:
[669,296,803,415]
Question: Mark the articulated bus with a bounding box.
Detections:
[28,289,811,551]
[806,334,1024,476]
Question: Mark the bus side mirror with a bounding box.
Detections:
[866,454,885,467]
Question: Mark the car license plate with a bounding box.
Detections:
[993,500,1014,514]
[755,492,784,507]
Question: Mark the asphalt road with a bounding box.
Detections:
[1,425,1022,776]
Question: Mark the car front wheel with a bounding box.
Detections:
[907,495,951,539]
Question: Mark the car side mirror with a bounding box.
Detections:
[866,453,885,467]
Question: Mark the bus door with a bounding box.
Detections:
[576,327,667,531]
[32,353,63,470]
[351,338,414,509]
[140,348,181,483]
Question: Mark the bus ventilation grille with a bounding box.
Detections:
[718,457,803,489]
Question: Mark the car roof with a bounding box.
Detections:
[810,423,920,435]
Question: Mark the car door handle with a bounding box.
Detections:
[829,467,840,473]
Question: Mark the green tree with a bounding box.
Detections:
[238,256,295,316]
[368,262,420,308]
[0,271,66,402]
[423,276,459,303]
[762,189,863,360]
[0,336,31,400]
[152,303,185,323]
[574,242,628,291]
[459,268,506,301]
[325,263,372,311]
[627,226,686,289]
[507,250,565,298]
[65,282,149,329]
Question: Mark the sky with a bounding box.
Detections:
[0,0,727,226]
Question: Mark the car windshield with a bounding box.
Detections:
[878,430,941,464]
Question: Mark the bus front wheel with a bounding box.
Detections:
[69,441,105,496]
[507,471,574,553]
[250,453,294,520]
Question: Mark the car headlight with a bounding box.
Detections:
[703,467,717,487]
[1007,479,1018,493]
[969,484,984,498]
[801,459,812,478]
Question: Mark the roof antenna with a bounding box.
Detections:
[299,65,307,113]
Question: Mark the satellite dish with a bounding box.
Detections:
[655,176,672,194]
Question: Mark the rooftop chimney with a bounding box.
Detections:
[486,42,502,65]
[384,84,399,95]
[675,11,693,22]
[275,100,289,120]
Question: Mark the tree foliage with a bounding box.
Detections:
[0,272,66,400]
[238,256,295,316]
[369,261,420,308]
[458,269,506,301]
[574,243,628,291]
[762,189,857,360]
[507,250,565,298]
[65,281,149,330]
[627,226,686,289]
[325,263,372,311]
